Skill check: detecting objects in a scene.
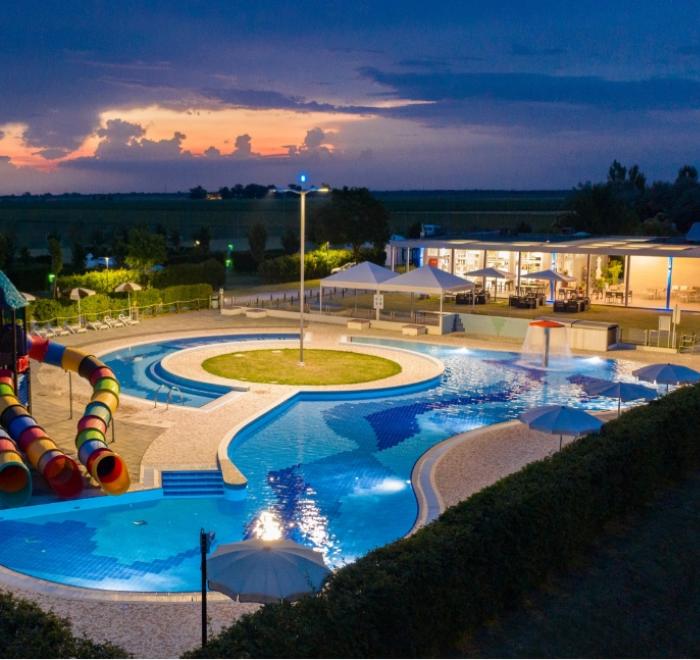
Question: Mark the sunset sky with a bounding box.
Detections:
[2,1,700,192]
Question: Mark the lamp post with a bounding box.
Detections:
[273,175,329,365]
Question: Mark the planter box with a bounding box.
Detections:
[245,308,268,319]
[402,324,427,336]
[347,318,371,330]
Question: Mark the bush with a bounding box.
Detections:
[153,259,225,289]
[160,283,213,304]
[57,269,140,294]
[258,248,352,283]
[0,590,127,658]
[188,385,700,658]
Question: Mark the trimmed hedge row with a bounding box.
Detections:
[0,590,126,658]
[188,384,700,658]
[153,259,225,289]
[29,283,213,322]
[258,248,352,283]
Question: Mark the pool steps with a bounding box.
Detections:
[161,470,224,497]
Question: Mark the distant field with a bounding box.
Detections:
[1,190,569,249]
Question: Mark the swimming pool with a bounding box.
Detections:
[0,338,647,591]
[101,333,297,407]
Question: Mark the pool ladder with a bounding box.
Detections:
[153,384,185,410]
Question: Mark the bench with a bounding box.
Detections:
[402,324,427,336]
[347,318,371,330]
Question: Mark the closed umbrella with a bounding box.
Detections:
[207,537,331,604]
[519,404,603,450]
[582,379,657,416]
[114,281,142,319]
[632,363,700,392]
[68,287,96,326]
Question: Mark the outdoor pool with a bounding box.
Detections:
[0,338,648,591]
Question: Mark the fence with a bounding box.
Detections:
[30,297,213,329]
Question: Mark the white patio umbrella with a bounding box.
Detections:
[113,281,142,318]
[582,379,657,416]
[207,538,331,603]
[464,267,514,303]
[519,404,603,450]
[632,363,700,392]
[68,287,96,325]
[521,268,576,301]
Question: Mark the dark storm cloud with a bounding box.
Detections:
[359,67,700,113]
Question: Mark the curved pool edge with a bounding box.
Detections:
[408,408,621,535]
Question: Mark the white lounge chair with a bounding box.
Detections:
[48,324,69,336]
[64,322,87,334]
[103,315,125,328]
[30,324,50,338]
[87,319,109,330]
[118,313,139,325]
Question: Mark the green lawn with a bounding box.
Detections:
[202,348,401,385]
[460,472,700,658]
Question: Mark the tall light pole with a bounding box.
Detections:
[273,175,329,365]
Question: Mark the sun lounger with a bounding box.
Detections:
[63,322,87,334]
[118,313,139,325]
[103,315,125,328]
[30,324,50,338]
[87,319,109,330]
[48,324,70,336]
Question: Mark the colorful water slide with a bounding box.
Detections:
[27,336,130,495]
[0,368,83,498]
[0,425,32,507]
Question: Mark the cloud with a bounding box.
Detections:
[93,119,188,161]
[359,67,700,113]
[203,146,221,158]
[232,134,254,158]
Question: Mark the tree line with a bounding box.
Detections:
[566,161,700,236]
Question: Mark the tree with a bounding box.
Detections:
[168,228,181,250]
[189,185,207,200]
[71,241,86,271]
[192,226,211,254]
[248,222,268,264]
[47,235,63,298]
[607,160,627,184]
[280,227,299,255]
[125,228,166,280]
[311,187,391,260]
[676,164,698,184]
[0,233,15,269]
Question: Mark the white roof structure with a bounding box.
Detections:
[320,261,396,290]
[389,236,700,259]
[382,265,474,294]
[464,267,513,279]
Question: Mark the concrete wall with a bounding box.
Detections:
[458,313,532,340]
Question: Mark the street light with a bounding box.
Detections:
[272,176,330,365]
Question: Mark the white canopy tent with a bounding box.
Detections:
[521,268,576,301]
[381,265,474,316]
[319,261,397,319]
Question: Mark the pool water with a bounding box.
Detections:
[101,333,297,407]
[0,339,647,591]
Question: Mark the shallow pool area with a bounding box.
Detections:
[101,333,297,407]
[0,337,651,591]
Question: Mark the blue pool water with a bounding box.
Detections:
[0,339,647,591]
[101,333,297,407]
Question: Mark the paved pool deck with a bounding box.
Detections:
[8,309,700,657]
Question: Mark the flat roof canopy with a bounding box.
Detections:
[389,236,700,259]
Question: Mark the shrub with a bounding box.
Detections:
[0,590,127,658]
[160,283,213,304]
[258,248,352,283]
[153,259,225,289]
[57,269,140,294]
[187,384,700,658]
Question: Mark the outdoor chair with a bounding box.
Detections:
[118,313,139,325]
[63,322,87,334]
[48,324,69,336]
[87,319,109,330]
[30,324,50,338]
[103,315,125,328]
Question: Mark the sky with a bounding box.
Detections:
[2,0,700,193]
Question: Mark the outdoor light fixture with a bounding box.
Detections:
[272,175,330,365]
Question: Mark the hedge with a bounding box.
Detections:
[0,590,127,658]
[153,259,225,289]
[57,268,140,294]
[188,384,700,658]
[258,249,352,283]
[28,283,213,323]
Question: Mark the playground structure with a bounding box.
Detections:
[0,272,129,507]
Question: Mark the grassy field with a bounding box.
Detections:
[0,190,568,249]
[460,471,700,658]
[201,348,401,385]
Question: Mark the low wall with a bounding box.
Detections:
[458,313,531,340]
